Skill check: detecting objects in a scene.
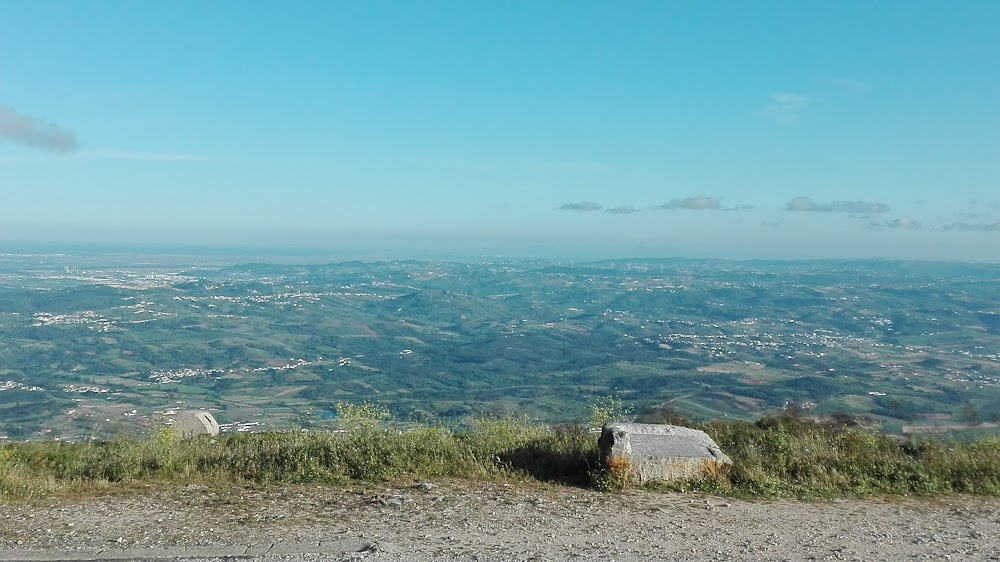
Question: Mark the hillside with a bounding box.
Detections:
[2,254,1000,441]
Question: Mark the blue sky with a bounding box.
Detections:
[1,1,999,260]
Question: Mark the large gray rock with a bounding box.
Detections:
[173,410,220,438]
[599,423,732,484]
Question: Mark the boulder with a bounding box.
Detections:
[173,410,220,438]
[599,423,732,485]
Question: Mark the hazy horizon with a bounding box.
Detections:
[3,224,1000,265]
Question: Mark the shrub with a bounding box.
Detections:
[588,395,634,427]
[334,401,390,431]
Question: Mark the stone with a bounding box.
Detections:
[173,410,220,438]
[371,494,409,507]
[598,423,732,484]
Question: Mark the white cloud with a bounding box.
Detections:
[655,196,721,211]
[757,92,813,122]
[886,217,921,229]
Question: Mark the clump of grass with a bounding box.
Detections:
[0,445,63,499]
[468,419,598,485]
[592,456,631,491]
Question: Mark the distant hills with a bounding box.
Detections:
[1,256,999,441]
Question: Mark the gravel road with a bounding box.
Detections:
[3,481,1000,561]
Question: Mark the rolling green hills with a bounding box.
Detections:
[2,253,999,441]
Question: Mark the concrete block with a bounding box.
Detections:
[599,423,732,485]
[173,410,219,438]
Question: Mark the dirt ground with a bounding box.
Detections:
[3,480,1000,561]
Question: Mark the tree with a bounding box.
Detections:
[959,401,982,427]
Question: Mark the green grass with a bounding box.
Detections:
[3,414,1000,502]
[0,418,598,501]
[685,415,1000,498]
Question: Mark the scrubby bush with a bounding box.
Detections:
[588,395,634,427]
